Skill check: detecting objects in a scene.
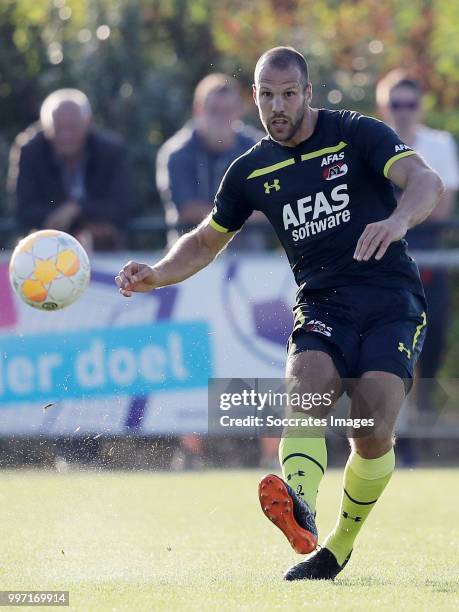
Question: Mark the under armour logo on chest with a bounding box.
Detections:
[264,179,280,194]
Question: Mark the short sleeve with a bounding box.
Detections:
[343,112,416,178]
[210,158,253,233]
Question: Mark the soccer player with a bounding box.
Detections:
[116,47,443,581]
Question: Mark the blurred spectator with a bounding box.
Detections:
[8,89,130,251]
[377,70,459,417]
[156,73,265,246]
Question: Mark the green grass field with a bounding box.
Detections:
[1,468,458,611]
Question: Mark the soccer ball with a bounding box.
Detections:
[9,229,91,311]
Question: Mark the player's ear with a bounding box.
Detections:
[305,82,312,105]
[252,83,258,107]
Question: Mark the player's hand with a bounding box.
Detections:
[354,217,409,262]
[115,261,158,297]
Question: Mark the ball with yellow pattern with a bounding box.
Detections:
[9,229,91,310]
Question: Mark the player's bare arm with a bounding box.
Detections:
[354,154,444,261]
[115,215,235,297]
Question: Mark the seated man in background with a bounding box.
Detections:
[8,88,130,251]
[377,70,459,418]
[156,73,265,247]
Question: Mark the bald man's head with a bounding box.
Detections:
[41,89,92,159]
[254,46,310,90]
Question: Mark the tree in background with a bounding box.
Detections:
[1,0,459,218]
[0,0,219,220]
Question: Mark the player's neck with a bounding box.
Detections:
[275,107,319,148]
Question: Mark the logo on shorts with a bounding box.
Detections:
[322,162,348,181]
[305,319,332,337]
[398,342,412,359]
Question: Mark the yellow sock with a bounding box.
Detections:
[279,412,327,512]
[323,447,395,565]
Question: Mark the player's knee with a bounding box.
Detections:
[351,435,395,459]
[285,350,343,417]
[286,349,341,387]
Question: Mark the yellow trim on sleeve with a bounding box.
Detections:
[247,158,295,179]
[209,218,230,233]
[300,141,347,162]
[383,150,416,178]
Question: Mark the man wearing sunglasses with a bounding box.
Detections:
[377,71,459,423]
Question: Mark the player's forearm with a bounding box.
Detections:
[151,228,219,287]
[391,168,445,230]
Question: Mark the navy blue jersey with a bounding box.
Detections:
[210,109,424,296]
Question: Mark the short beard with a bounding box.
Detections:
[266,106,305,142]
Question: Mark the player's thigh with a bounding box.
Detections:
[286,346,344,417]
[287,289,360,392]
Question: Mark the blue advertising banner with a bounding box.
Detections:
[0,253,294,433]
[0,322,211,405]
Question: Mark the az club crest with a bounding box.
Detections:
[323,162,348,181]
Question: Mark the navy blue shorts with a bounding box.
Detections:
[287,285,427,386]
